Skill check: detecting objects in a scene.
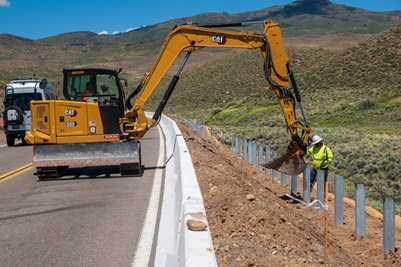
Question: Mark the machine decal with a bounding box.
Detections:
[90,126,96,133]
[64,109,77,117]
[104,134,119,139]
[71,70,85,75]
[66,121,77,127]
[89,121,96,126]
[212,35,227,45]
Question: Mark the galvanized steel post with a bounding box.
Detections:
[355,183,366,239]
[383,197,395,254]
[252,142,257,166]
[243,139,248,160]
[247,141,252,163]
[272,151,278,179]
[258,145,263,170]
[281,172,287,186]
[265,147,271,175]
[334,175,344,225]
[235,136,239,155]
[303,163,310,202]
[317,170,325,211]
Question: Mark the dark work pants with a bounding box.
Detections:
[310,167,329,190]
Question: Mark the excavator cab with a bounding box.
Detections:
[63,68,125,111]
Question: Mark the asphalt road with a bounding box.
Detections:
[0,127,165,266]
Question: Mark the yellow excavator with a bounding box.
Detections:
[25,19,311,178]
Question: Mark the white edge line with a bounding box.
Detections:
[131,125,164,267]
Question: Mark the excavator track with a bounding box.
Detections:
[36,166,69,179]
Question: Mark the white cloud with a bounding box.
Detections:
[0,0,10,7]
[98,26,146,35]
[124,28,137,33]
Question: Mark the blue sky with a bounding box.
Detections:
[0,0,400,40]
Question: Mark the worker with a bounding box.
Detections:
[306,135,333,192]
[81,82,96,101]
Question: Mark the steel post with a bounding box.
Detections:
[258,145,263,170]
[303,163,310,202]
[281,172,287,186]
[383,197,395,254]
[272,151,278,179]
[334,175,344,225]
[355,183,366,239]
[243,139,247,160]
[317,170,325,211]
[252,142,257,166]
[264,147,271,175]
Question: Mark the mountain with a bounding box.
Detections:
[21,0,401,46]
[0,0,400,88]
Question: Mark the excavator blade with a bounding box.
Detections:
[260,145,305,175]
[33,141,141,178]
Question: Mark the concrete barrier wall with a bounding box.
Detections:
[154,114,217,267]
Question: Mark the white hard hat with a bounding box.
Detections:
[311,135,323,145]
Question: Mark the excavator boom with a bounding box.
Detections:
[126,19,311,174]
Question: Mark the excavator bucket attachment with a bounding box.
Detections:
[260,145,305,175]
[33,141,141,178]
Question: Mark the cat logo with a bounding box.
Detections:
[211,35,227,45]
[64,109,77,117]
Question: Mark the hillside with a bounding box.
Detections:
[150,23,401,120]
[179,121,401,266]
[151,23,401,212]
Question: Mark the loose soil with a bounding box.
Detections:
[177,121,401,267]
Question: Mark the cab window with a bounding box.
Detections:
[66,73,120,104]
[66,74,91,101]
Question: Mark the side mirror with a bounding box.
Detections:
[39,78,48,89]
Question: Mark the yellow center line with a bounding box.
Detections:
[0,163,33,183]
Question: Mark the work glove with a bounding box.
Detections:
[320,161,328,169]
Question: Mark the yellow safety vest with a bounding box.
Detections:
[307,144,333,170]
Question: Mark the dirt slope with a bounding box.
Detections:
[177,121,401,267]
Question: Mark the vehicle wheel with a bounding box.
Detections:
[4,105,23,124]
[6,135,15,147]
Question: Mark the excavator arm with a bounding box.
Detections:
[124,19,310,174]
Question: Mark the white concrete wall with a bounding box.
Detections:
[154,114,217,267]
